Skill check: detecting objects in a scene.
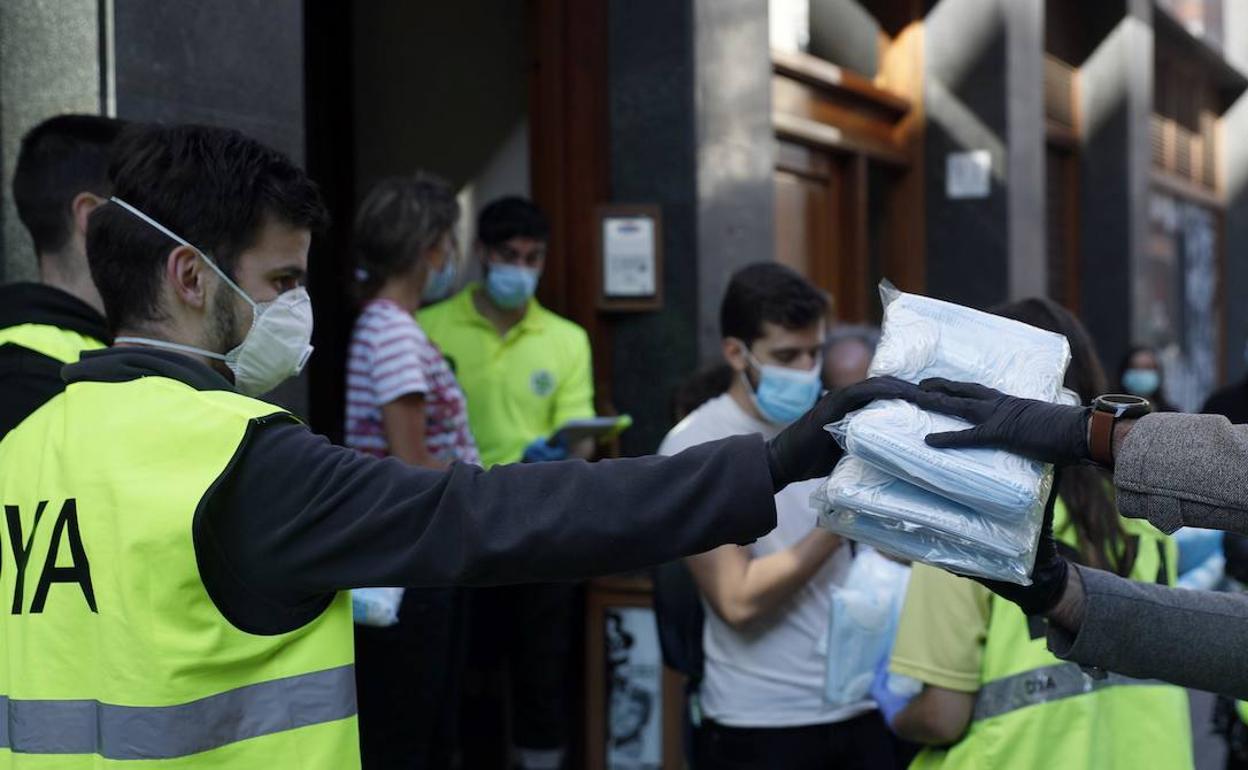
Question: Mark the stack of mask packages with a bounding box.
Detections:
[813,284,1072,584]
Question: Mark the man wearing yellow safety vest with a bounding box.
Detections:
[0,122,916,768]
[0,114,125,438]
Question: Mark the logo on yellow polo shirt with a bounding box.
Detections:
[530,369,556,397]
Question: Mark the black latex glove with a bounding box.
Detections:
[766,376,926,492]
[1225,533,1248,585]
[972,475,1069,616]
[903,378,1092,466]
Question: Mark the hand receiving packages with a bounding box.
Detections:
[765,376,926,492]
[970,474,1070,617]
[902,378,1092,467]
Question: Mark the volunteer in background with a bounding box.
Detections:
[0,122,917,768]
[419,196,594,770]
[1116,344,1176,412]
[345,173,478,769]
[661,263,897,770]
[885,299,1192,769]
[822,324,879,392]
[0,114,125,437]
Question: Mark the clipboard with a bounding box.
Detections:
[549,415,633,447]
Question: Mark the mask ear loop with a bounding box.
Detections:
[729,338,762,394]
[109,197,258,313]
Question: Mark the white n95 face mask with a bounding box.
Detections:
[110,197,315,396]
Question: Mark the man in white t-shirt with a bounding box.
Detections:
[659,263,897,769]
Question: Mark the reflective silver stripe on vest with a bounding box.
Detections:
[0,664,355,759]
[973,662,1162,722]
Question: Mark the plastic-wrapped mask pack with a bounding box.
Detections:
[821,548,911,707]
[352,587,404,627]
[867,286,1071,400]
[829,401,1052,521]
[814,457,1041,584]
[814,283,1071,585]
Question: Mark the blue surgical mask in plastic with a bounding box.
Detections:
[485,263,539,309]
[742,348,823,425]
[422,257,457,302]
[1122,368,1161,397]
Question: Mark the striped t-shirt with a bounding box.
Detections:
[344,298,480,466]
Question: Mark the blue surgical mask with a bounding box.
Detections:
[422,257,457,302]
[1122,368,1161,397]
[743,349,823,425]
[485,263,540,309]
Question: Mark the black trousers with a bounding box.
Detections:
[354,587,467,770]
[693,711,902,770]
[461,582,577,768]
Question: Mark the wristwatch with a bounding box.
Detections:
[1088,394,1152,466]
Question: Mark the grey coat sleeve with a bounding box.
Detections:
[1113,412,1248,534]
[1047,565,1248,699]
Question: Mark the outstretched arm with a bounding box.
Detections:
[198,422,777,632]
[1043,564,1248,699]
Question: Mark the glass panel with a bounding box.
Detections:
[1140,191,1220,410]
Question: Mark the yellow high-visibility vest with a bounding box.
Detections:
[0,322,104,364]
[910,500,1193,770]
[0,373,358,768]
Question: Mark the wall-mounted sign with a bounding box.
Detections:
[946,150,992,199]
[598,205,663,312]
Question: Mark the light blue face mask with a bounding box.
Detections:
[1122,368,1161,397]
[422,257,457,302]
[743,349,823,425]
[485,263,540,309]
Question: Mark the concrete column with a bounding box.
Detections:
[1078,1,1153,374]
[1005,0,1047,301]
[608,0,775,453]
[923,0,1046,308]
[112,0,305,165]
[0,0,103,283]
[692,0,775,362]
[1223,3,1248,383]
[608,0,699,454]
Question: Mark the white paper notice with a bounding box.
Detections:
[946,150,992,200]
[603,217,656,297]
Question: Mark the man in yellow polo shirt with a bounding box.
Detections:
[420,196,593,770]
[420,197,593,466]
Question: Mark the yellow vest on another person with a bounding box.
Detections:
[0,321,105,364]
[910,500,1193,770]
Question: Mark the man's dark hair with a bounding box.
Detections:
[12,114,127,257]
[353,172,459,299]
[720,262,828,345]
[477,196,549,248]
[87,123,329,333]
